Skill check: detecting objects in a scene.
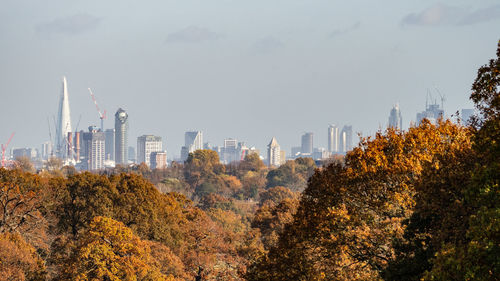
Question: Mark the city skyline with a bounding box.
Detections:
[1,1,498,158]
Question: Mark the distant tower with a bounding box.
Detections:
[56,76,72,159]
[180,131,203,161]
[137,135,162,167]
[114,108,129,165]
[104,129,115,161]
[328,124,339,153]
[301,132,313,154]
[416,100,443,125]
[340,125,353,153]
[267,137,281,167]
[82,126,105,170]
[460,109,474,124]
[388,104,403,130]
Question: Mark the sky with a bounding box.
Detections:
[0,0,499,159]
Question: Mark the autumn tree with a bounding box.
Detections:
[0,232,46,281]
[61,216,171,281]
[418,40,500,281]
[247,120,473,281]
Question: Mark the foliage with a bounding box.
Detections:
[0,232,46,281]
[61,216,170,281]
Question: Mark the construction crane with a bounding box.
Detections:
[1,132,15,167]
[88,88,106,131]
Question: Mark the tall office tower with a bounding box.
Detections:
[416,101,444,125]
[151,151,167,169]
[180,131,203,161]
[328,124,339,153]
[128,147,135,163]
[461,109,474,124]
[41,142,53,160]
[105,129,115,161]
[301,132,313,154]
[56,76,72,159]
[114,108,129,165]
[267,137,281,167]
[388,104,403,130]
[137,135,162,167]
[82,126,105,170]
[340,125,353,153]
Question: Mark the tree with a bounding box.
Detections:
[61,216,170,281]
[247,120,473,281]
[0,169,46,241]
[420,39,500,281]
[0,232,46,281]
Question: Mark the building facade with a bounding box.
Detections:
[388,104,403,130]
[328,124,339,153]
[56,76,72,159]
[105,129,115,161]
[180,131,203,161]
[340,125,353,153]
[114,108,129,165]
[267,137,281,167]
[301,132,313,154]
[151,151,167,169]
[137,135,162,167]
[82,126,105,170]
[416,102,444,125]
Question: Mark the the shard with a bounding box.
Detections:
[56,76,72,159]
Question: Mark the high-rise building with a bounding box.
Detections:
[56,76,72,159]
[41,142,53,160]
[328,125,339,153]
[461,109,474,124]
[267,137,281,167]
[301,132,313,154]
[114,108,129,165]
[105,129,115,161]
[416,101,444,125]
[137,135,162,167]
[388,104,403,130]
[128,147,136,163]
[82,126,105,170]
[180,131,203,161]
[151,151,167,169]
[340,125,353,153]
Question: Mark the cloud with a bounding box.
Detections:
[458,4,500,25]
[329,21,361,38]
[401,3,500,26]
[166,26,222,43]
[250,37,285,55]
[36,14,101,37]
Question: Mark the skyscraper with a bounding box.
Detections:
[114,108,128,165]
[416,101,443,125]
[328,124,339,153]
[56,76,72,159]
[105,129,115,161]
[461,109,474,124]
[340,125,353,153]
[388,104,403,130]
[301,132,313,154]
[267,137,281,167]
[137,135,162,167]
[82,126,105,170]
[180,131,203,161]
[151,151,167,169]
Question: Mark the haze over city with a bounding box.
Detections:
[1,0,499,157]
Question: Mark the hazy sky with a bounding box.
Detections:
[1,0,499,158]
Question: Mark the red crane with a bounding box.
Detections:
[1,132,15,167]
[88,88,106,130]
